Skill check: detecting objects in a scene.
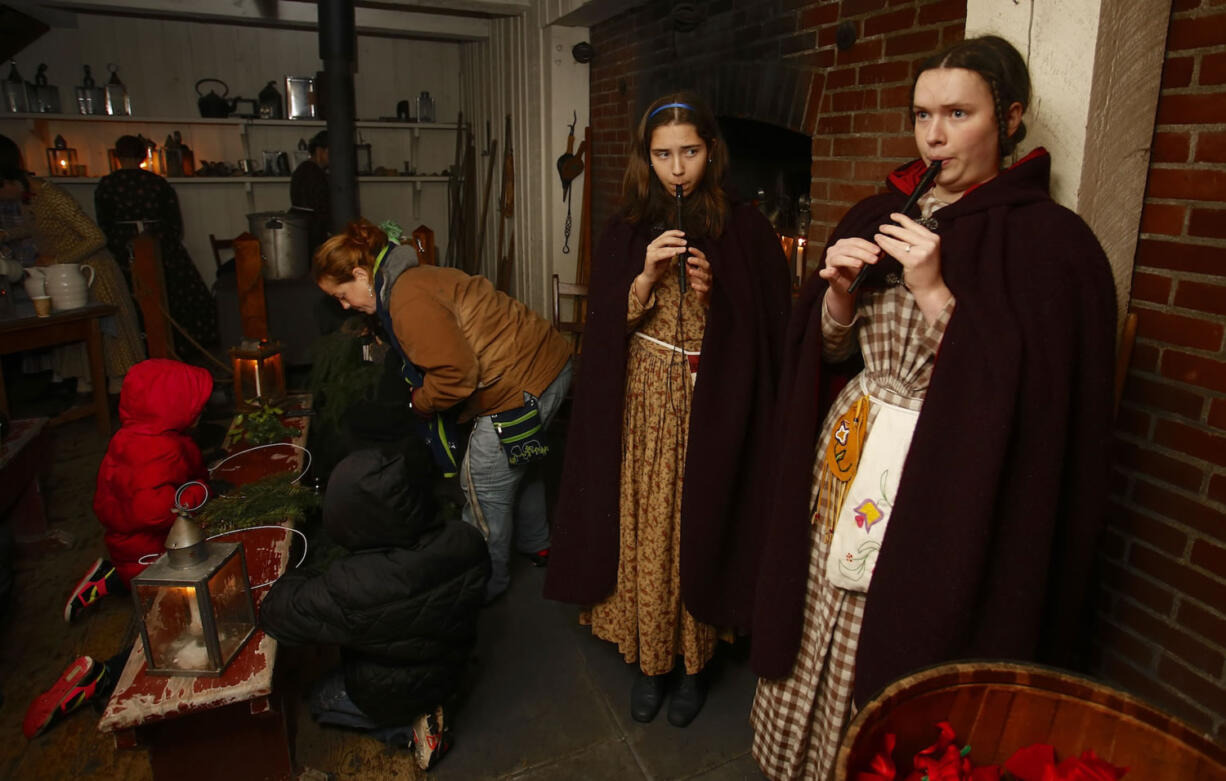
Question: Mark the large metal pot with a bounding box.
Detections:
[246,211,310,279]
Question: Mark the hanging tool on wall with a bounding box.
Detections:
[556,111,587,254]
[444,112,468,268]
[474,119,499,279]
[496,114,515,293]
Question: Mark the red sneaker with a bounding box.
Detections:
[521,548,550,568]
[64,558,122,623]
[23,656,109,738]
[411,705,450,770]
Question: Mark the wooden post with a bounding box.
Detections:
[130,233,175,360]
[233,232,268,341]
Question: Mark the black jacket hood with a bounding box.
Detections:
[323,449,439,551]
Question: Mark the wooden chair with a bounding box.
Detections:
[209,234,235,271]
[551,273,588,358]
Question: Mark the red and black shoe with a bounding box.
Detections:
[411,705,451,770]
[520,548,550,568]
[23,656,110,738]
[64,558,122,623]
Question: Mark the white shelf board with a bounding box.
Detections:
[1,113,458,131]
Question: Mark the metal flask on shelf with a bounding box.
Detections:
[75,65,106,115]
[246,212,309,279]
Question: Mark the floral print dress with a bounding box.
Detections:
[580,262,718,676]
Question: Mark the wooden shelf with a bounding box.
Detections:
[2,113,459,131]
[50,175,450,184]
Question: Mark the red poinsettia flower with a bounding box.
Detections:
[1004,743,1057,781]
[855,732,898,781]
[1043,750,1128,781]
[907,722,1000,781]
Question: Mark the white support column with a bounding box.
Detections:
[967,0,1170,325]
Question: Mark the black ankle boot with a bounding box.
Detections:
[666,672,706,727]
[630,672,667,723]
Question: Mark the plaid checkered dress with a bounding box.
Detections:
[750,273,954,781]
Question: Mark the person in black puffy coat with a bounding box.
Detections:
[261,447,490,770]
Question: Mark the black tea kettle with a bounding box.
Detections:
[196,78,230,118]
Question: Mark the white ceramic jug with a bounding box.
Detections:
[44,263,95,311]
[22,266,46,298]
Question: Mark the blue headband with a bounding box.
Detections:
[648,102,694,119]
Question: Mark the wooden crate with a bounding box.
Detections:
[835,661,1226,780]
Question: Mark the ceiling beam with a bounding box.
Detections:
[28,0,495,38]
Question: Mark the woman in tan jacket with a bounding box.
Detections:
[313,219,572,602]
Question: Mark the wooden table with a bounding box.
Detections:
[97,395,312,781]
[0,303,118,438]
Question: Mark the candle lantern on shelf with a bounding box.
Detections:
[75,65,106,115]
[230,338,287,410]
[3,61,30,113]
[130,512,256,676]
[104,63,130,116]
[46,135,78,177]
[31,64,61,113]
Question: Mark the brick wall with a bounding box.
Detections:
[1098,0,1226,742]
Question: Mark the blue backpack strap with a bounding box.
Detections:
[372,247,461,476]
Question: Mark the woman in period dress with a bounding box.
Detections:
[94,135,218,358]
[749,36,1117,779]
[545,92,791,727]
[0,134,144,391]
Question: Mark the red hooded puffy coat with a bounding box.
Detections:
[93,359,214,585]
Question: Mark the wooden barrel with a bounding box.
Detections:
[835,661,1226,780]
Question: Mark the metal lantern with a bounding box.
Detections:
[75,65,106,115]
[3,61,30,113]
[230,338,287,410]
[131,513,256,676]
[46,134,78,177]
[355,140,372,175]
[104,63,131,116]
[31,64,61,113]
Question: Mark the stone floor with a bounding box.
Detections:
[0,388,765,780]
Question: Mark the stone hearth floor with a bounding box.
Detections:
[1,411,763,780]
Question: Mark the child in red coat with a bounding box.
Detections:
[62,359,214,621]
[25,359,214,739]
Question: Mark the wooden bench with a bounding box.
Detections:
[97,394,312,781]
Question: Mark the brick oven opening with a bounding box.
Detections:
[718,116,811,238]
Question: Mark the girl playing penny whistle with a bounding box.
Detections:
[546,91,791,728]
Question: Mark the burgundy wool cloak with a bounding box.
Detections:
[544,202,792,630]
[751,150,1117,705]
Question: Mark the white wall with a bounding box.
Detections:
[966,0,1169,326]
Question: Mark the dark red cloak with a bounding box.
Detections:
[751,150,1117,705]
[545,202,792,630]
